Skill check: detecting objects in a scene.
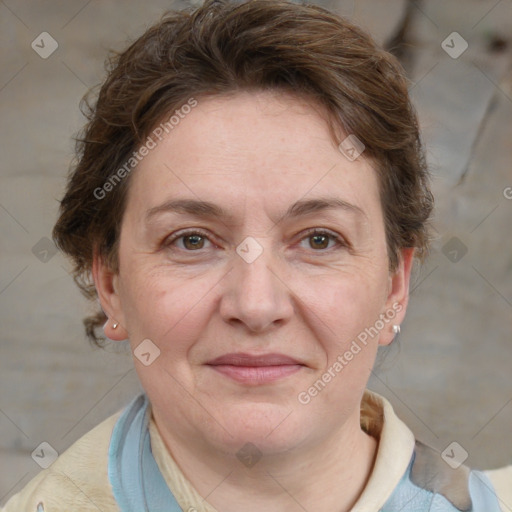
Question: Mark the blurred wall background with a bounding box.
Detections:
[1,0,511,504]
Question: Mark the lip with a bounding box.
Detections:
[206,352,305,385]
[207,352,303,366]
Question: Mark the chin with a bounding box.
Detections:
[210,402,306,454]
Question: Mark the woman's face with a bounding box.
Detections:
[95,90,412,456]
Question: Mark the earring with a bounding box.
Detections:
[392,324,401,334]
[112,322,119,329]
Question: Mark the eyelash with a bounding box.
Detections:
[164,228,347,253]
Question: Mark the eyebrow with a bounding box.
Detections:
[145,196,366,223]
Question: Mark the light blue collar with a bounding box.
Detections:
[381,447,503,511]
[108,394,502,512]
[108,394,182,512]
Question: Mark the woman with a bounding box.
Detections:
[3,0,510,510]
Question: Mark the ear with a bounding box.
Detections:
[378,247,415,347]
[92,250,128,341]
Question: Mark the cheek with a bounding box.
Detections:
[311,269,388,338]
[119,263,216,352]
[309,281,383,403]
[304,269,388,388]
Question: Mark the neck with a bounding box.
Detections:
[153,411,378,512]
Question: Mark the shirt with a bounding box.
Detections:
[2,390,511,512]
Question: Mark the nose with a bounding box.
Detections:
[219,242,294,333]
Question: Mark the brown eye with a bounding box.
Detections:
[165,229,213,251]
[299,229,345,252]
[182,234,206,250]
[309,233,330,250]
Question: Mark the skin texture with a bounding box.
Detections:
[94,90,415,512]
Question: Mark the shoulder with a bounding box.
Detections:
[484,465,512,512]
[1,411,122,512]
[383,440,506,512]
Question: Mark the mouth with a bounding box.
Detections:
[205,353,305,385]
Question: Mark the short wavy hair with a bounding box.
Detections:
[52,0,433,346]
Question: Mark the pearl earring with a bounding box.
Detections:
[112,322,119,329]
[392,324,401,334]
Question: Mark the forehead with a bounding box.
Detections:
[125,90,382,223]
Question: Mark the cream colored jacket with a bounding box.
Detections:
[2,391,511,512]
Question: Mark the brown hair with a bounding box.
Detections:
[52,0,433,346]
